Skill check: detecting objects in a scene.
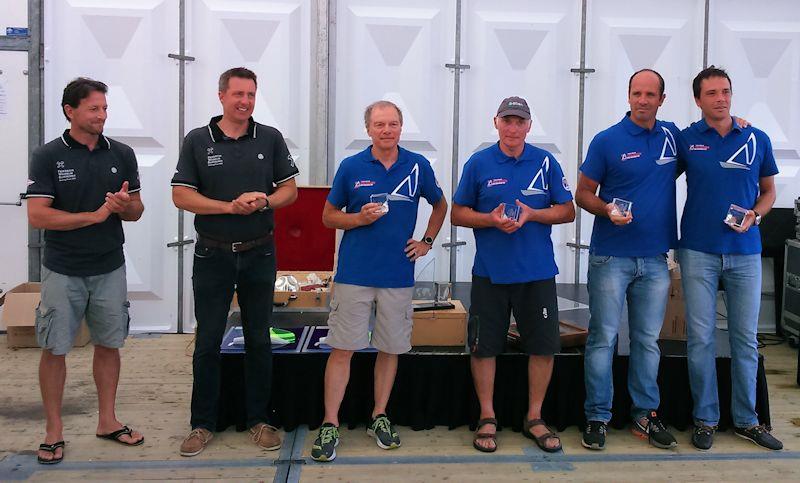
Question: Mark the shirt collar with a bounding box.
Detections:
[207,115,256,143]
[620,112,662,136]
[695,116,742,134]
[60,130,111,150]
[493,142,536,163]
[362,145,407,166]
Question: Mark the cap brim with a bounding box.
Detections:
[496,109,531,119]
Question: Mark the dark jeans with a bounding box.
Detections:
[190,240,276,431]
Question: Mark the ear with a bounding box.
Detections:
[64,105,74,121]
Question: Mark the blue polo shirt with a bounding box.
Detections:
[453,142,573,284]
[678,118,779,255]
[328,146,443,288]
[580,114,680,257]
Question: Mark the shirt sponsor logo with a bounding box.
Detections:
[620,152,641,161]
[27,179,35,186]
[56,161,65,168]
[719,132,756,170]
[354,180,376,189]
[288,153,296,168]
[562,176,571,192]
[689,144,710,151]
[57,168,76,182]
[207,154,223,167]
[487,178,508,187]
[656,127,677,165]
[521,156,550,196]
[389,163,419,201]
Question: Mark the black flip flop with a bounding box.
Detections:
[523,418,562,453]
[472,417,498,453]
[37,441,65,465]
[96,425,144,446]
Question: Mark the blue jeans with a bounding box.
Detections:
[584,255,670,423]
[678,248,761,428]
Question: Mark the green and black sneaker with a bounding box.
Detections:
[367,414,401,450]
[311,423,340,462]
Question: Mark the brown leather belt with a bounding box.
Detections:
[198,233,273,253]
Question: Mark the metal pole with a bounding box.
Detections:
[28,0,44,282]
[447,0,464,284]
[703,0,710,68]
[571,0,591,285]
[326,0,337,183]
[310,0,329,185]
[176,0,186,333]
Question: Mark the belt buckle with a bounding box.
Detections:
[231,241,243,253]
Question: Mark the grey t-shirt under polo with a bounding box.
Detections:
[171,116,299,242]
[26,131,141,276]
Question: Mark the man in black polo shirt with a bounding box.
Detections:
[27,77,145,465]
[172,67,299,456]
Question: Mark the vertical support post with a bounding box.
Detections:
[176,0,187,333]
[703,0,710,68]
[310,1,329,185]
[448,0,464,284]
[28,0,44,282]
[572,0,590,286]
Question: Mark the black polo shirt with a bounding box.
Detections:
[26,131,141,276]
[171,116,299,242]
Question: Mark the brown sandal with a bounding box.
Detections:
[473,417,498,453]
[523,418,562,453]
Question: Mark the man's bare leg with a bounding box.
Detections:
[38,351,66,462]
[471,355,497,451]
[526,354,559,449]
[323,348,354,426]
[372,352,398,418]
[94,345,142,443]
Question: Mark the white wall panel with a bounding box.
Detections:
[459,0,581,282]
[0,52,29,305]
[186,0,311,185]
[709,0,800,208]
[1,0,28,32]
[584,0,705,280]
[334,0,455,282]
[44,0,181,332]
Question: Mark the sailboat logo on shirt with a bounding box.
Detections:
[719,132,756,170]
[655,127,677,165]
[389,163,419,201]
[521,156,549,196]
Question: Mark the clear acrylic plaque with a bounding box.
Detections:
[502,203,521,222]
[611,197,633,217]
[724,203,748,228]
[370,193,389,213]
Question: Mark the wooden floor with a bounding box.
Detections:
[0,334,798,482]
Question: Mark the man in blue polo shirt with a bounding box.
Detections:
[311,100,447,462]
[452,96,575,453]
[576,69,679,451]
[677,66,781,451]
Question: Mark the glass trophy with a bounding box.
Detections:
[611,197,633,217]
[370,193,389,213]
[502,203,521,222]
[724,204,748,228]
[434,282,452,302]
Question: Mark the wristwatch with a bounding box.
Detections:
[423,236,434,246]
[258,197,271,212]
[753,210,761,226]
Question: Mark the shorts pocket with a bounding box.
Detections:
[194,245,216,259]
[588,254,612,266]
[123,301,131,339]
[35,303,56,348]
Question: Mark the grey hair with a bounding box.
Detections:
[364,100,403,127]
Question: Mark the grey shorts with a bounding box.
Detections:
[325,283,414,354]
[36,264,130,355]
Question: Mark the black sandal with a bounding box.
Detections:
[37,441,65,465]
[523,418,562,453]
[472,417,498,453]
[96,425,144,446]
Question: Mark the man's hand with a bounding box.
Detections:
[734,116,751,129]
[729,210,756,233]
[229,192,267,215]
[404,238,432,261]
[104,181,132,214]
[606,202,632,226]
[357,202,385,226]
[515,199,535,224]
[491,204,521,234]
[92,203,113,224]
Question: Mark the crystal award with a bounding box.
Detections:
[611,197,633,217]
[502,203,521,222]
[370,193,389,213]
[724,204,748,228]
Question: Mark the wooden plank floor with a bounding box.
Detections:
[0,333,798,482]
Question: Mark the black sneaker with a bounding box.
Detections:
[734,425,783,451]
[581,420,607,450]
[367,414,401,449]
[691,424,716,451]
[632,410,677,449]
[311,423,340,462]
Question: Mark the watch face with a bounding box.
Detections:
[423,237,434,245]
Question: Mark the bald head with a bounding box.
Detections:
[628,69,665,97]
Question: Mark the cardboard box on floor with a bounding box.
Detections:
[411,299,467,347]
[231,271,334,309]
[661,262,687,340]
[1,282,90,349]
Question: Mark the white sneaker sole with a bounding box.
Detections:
[366,429,401,450]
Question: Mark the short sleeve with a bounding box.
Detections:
[271,130,300,185]
[453,156,478,207]
[759,133,779,178]
[123,146,141,193]
[579,134,606,184]
[546,155,573,204]
[171,133,200,190]
[418,158,443,205]
[26,147,55,199]
[327,160,350,209]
